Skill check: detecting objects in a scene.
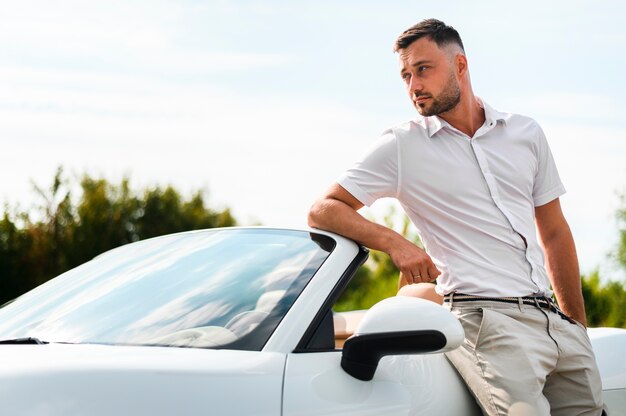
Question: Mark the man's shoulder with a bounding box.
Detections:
[493,107,542,132]
[383,118,429,138]
[482,99,543,133]
[504,112,540,126]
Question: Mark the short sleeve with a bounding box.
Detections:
[532,123,566,206]
[337,129,399,207]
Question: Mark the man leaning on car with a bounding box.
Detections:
[308,18,606,416]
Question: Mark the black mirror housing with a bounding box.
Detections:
[341,330,446,381]
[338,297,464,381]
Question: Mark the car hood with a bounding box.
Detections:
[0,343,285,416]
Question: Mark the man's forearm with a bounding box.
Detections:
[308,197,401,253]
[308,188,441,283]
[542,226,587,326]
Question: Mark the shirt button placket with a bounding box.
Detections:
[471,139,540,292]
[471,140,498,199]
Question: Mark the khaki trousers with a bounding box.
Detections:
[444,299,605,416]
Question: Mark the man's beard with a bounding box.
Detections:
[415,72,461,117]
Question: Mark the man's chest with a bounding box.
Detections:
[397,134,537,205]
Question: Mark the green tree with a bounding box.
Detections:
[582,270,626,328]
[0,211,35,300]
[615,192,626,270]
[0,168,236,305]
[580,190,626,328]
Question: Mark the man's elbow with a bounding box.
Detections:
[308,198,337,229]
[307,200,324,229]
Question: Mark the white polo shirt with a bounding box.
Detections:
[338,101,565,297]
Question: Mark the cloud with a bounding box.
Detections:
[0,2,292,75]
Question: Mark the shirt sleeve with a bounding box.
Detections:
[532,123,566,207]
[337,129,399,207]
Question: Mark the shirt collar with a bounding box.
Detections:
[479,98,508,127]
[418,98,508,138]
[415,115,446,138]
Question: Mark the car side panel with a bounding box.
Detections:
[603,390,626,416]
[0,345,285,416]
[283,351,481,416]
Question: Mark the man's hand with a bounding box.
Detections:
[389,239,440,284]
[309,183,440,282]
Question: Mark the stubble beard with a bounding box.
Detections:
[415,72,461,117]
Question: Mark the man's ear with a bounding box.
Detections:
[456,53,468,77]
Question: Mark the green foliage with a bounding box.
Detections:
[0,168,236,305]
[579,189,626,328]
[332,254,399,312]
[616,192,626,270]
[582,270,626,328]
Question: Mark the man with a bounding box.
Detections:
[308,19,605,415]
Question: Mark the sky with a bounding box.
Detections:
[1,0,625,279]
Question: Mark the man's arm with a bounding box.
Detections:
[535,198,587,326]
[308,183,440,283]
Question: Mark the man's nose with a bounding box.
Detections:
[409,78,423,96]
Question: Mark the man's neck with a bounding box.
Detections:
[438,94,486,138]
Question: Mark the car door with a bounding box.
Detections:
[272,233,480,415]
[281,304,481,416]
[282,347,479,415]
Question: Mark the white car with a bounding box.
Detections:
[0,227,624,415]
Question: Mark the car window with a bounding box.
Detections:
[0,229,335,351]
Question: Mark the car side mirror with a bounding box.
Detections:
[341,296,464,381]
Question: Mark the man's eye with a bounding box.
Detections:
[401,73,411,82]
[418,66,428,73]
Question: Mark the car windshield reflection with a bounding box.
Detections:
[0,229,335,351]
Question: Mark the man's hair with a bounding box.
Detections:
[393,19,465,53]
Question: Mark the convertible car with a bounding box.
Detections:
[0,227,624,415]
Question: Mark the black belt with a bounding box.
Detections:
[443,293,576,324]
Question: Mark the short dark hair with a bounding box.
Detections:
[393,19,464,53]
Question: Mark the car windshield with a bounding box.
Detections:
[0,228,335,351]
